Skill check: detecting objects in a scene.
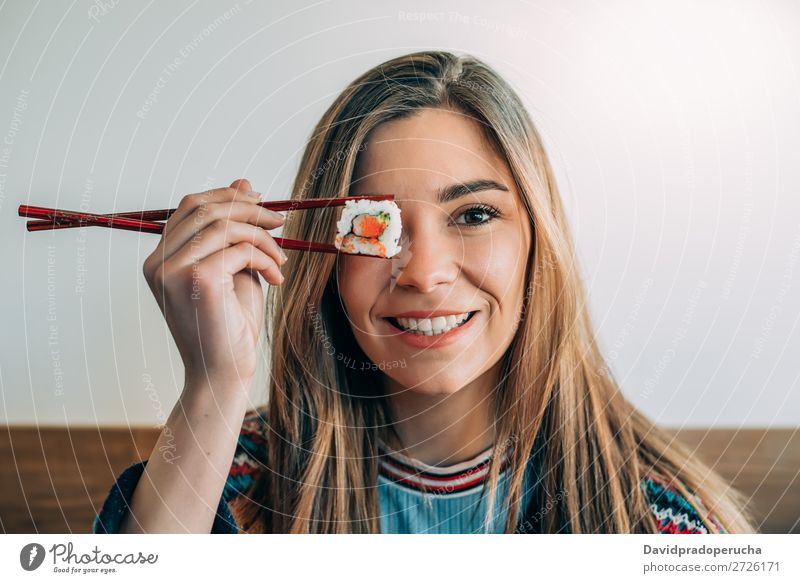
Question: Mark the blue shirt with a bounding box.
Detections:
[92,410,725,534]
[92,412,539,534]
[376,437,539,533]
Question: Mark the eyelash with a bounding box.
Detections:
[453,204,501,228]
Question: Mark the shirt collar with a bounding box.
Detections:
[376,437,510,495]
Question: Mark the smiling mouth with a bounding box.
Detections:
[384,311,477,336]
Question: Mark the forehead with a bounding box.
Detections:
[351,108,510,202]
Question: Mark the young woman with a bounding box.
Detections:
[94,51,758,534]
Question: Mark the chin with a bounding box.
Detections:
[382,369,472,397]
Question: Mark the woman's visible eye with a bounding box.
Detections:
[452,204,501,228]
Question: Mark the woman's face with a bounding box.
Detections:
[337,107,532,396]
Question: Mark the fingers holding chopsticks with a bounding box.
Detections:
[140,178,285,388]
[196,239,285,287]
[160,220,287,285]
[160,181,282,239]
[146,185,285,265]
[159,200,285,263]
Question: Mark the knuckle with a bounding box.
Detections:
[209,201,239,223]
[142,255,153,278]
[191,205,218,228]
[236,240,256,255]
[176,195,192,211]
[181,192,204,209]
[192,190,219,211]
[194,199,212,216]
[243,223,260,240]
[143,251,166,281]
[209,217,232,235]
[152,262,168,287]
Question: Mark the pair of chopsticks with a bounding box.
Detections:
[18,194,395,254]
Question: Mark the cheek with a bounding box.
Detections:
[463,227,529,316]
[337,256,387,325]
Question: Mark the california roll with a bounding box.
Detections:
[334,199,402,258]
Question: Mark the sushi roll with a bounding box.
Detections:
[334,199,402,258]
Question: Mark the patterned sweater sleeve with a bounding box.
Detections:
[641,474,727,534]
[92,409,268,534]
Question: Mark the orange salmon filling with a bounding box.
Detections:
[352,213,388,238]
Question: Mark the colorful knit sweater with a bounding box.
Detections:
[92,410,726,534]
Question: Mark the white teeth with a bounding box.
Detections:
[431,316,447,333]
[392,312,473,336]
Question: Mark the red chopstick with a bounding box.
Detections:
[21,205,165,233]
[19,194,396,256]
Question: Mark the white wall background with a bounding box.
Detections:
[0,0,798,427]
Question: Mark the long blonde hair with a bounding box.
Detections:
[232,50,758,533]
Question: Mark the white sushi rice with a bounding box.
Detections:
[334,199,402,258]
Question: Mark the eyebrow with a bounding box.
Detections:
[437,179,509,204]
[352,179,509,203]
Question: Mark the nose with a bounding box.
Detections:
[392,217,461,293]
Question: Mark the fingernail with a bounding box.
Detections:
[246,191,261,199]
[280,250,288,263]
[271,210,285,221]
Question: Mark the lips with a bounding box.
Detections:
[387,312,472,335]
[382,310,478,348]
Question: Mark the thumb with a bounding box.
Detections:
[230,178,253,193]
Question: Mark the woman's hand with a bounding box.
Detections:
[142,179,287,390]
